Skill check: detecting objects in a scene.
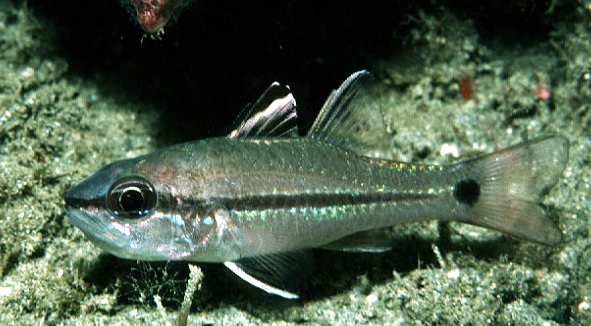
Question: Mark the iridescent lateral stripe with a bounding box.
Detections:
[212,188,446,212]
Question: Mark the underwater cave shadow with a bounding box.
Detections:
[81,232,524,311]
[302,233,522,302]
[195,232,523,307]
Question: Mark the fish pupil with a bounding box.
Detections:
[107,177,157,219]
[453,178,481,206]
[120,187,145,212]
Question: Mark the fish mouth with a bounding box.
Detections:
[65,204,178,261]
[64,205,134,257]
[65,205,102,235]
[63,174,130,252]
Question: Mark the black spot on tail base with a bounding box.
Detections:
[453,178,481,206]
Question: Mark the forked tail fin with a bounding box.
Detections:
[454,136,569,245]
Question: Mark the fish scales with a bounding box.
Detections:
[129,137,456,255]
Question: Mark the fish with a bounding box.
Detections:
[64,70,569,299]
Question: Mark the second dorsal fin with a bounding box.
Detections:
[307,70,390,156]
[229,82,298,138]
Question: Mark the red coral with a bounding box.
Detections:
[536,83,551,100]
[458,75,475,101]
[129,0,186,33]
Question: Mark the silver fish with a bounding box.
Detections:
[64,71,569,299]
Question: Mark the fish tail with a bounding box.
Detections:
[452,136,568,245]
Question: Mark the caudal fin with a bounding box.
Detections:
[454,136,569,246]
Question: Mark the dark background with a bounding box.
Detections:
[25,0,561,144]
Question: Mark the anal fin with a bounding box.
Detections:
[322,228,393,253]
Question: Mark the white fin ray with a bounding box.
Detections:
[229,82,298,138]
[223,251,312,299]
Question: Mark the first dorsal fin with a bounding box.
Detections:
[307,70,390,156]
[229,82,298,138]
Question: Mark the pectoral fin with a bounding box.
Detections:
[224,251,312,299]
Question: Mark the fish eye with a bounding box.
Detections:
[107,176,157,219]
